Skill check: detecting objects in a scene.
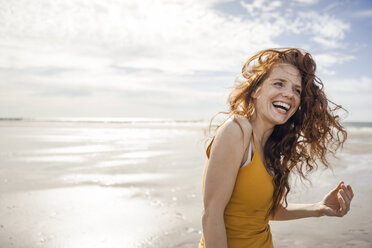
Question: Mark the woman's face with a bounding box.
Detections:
[253,63,302,126]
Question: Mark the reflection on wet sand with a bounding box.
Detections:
[0,120,204,248]
[1,186,169,248]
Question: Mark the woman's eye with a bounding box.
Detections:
[274,82,283,87]
[295,89,301,95]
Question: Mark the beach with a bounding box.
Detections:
[0,119,371,247]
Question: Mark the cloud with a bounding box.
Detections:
[0,0,362,119]
[2,0,353,72]
[0,0,281,75]
[1,0,351,75]
[294,0,319,4]
[324,77,372,121]
[239,2,350,49]
[313,53,355,75]
[326,76,372,94]
[290,11,350,48]
[240,0,282,16]
[312,37,341,49]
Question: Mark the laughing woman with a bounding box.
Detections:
[199,48,354,248]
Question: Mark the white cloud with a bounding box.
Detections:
[294,0,319,5]
[324,77,372,122]
[240,0,282,16]
[312,37,340,49]
[0,0,351,74]
[326,77,372,94]
[313,53,355,75]
[291,11,350,48]
[309,14,349,40]
[239,2,350,49]
[0,0,363,119]
[0,0,281,75]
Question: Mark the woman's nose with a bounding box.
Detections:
[282,88,294,98]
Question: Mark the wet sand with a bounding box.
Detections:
[0,120,371,247]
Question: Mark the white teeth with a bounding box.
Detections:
[273,101,290,111]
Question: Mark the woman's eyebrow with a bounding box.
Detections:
[273,78,286,82]
[273,78,302,89]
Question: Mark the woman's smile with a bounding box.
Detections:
[272,101,291,113]
[253,63,301,126]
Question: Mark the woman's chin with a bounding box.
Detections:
[270,112,291,125]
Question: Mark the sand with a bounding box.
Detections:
[0,120,371,247]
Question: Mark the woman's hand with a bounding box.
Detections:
[318,181,354,217]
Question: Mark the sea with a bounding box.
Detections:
[0,117,371,189]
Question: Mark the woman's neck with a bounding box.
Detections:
[250,114,274,147]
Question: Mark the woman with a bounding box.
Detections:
[199,48,354,248]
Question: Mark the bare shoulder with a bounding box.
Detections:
[232,115,252,135]
[212,115,252,155]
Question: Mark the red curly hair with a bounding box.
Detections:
[207,48,347,218]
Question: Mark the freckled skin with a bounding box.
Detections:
[253,64,302,126]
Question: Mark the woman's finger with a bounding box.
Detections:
[337,192,348,216]
[347,184,354,199]
[339,189,350,210]
[340,186,351,203]
[334,181,344,191]
[341,184,352,201]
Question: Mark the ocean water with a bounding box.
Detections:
[0,118,207,189]
[0,118,371,188]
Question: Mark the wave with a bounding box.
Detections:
[1,118,371,130]
[0,117,209,126]
[343,122,372,128]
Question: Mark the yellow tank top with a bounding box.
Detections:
[199,132,274,248]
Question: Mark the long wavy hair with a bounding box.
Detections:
[206,48,347,218]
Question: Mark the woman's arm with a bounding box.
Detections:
[202,118,252,248]
[271,181,354,221]
[271,202,323,220]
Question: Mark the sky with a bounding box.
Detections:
[1,0,371,121]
